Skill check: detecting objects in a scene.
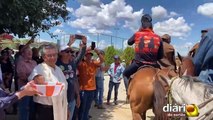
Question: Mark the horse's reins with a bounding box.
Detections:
[157,66,178,104]
[167,76,179,105]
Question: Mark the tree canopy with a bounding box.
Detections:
[122,47,134,66]
[0,0,69,37]
[104,46,117,66]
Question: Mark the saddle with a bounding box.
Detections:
[130,64,156,79]
[129,65,169,92]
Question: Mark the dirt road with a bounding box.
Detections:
[89,75,154,120]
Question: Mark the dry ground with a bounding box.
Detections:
[89,75,154,120]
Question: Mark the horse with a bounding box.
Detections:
[165,76,213,120]
[128,66,169,120]
[176,53,195,77]
[127,54,199,120]
[164,54,213,120]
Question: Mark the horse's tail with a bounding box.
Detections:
[153,79,168,120]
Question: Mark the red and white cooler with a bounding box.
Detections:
[33,82,64,96]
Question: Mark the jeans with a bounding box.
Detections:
[198,69,213,83]
[72,106,79,120]
[123,61,159,79]
[78,90,95,120]
[68,100,76,120]
[123,75,129,95]
[107,81,120,102]
[95,77,104,105]
[123,61,142,79]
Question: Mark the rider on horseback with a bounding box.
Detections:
[193,29,213,83]
[158,34,176,70]
[123,14,164,80]
[188,29,208,57]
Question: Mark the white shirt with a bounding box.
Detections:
[107,63,125,83]
[28,63,68,120]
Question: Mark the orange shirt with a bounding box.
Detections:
[78,60,100,90]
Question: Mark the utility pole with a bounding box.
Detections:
[122,39,124,50]
[114,27,119,48]
[111,36,113,46]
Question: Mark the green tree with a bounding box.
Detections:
[104,46,117,66]
[122,47,134,66]
[0,0,69,37]
[116,49,123,58]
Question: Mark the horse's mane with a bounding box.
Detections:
[180,76,213,99]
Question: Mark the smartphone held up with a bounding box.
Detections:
[74,34,84,40]
[91,41,96,50]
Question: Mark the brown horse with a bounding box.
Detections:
[177,53,195,77]
[128,67,169,120]
[127,54,195,120]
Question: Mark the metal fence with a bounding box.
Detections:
[59,33,128,50]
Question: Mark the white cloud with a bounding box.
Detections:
[53,29,66,35]
[123,9,144,31]
[68,17,93,29]
[153,17,191,39]
[151,6,178,19]
[183,42,193,49]
[69,0,143,34]
[169,11,179,17]
[174,42,193,56]
[97,40,109,49]
[151,6,168,19]
[88,27,112,34]
[75,5,100,17]
[66,7,74,13]
[197,3,213,18]
[76,30,82,34]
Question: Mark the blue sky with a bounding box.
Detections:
[39,0,213,55]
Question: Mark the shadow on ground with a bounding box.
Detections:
[90,98,131,120]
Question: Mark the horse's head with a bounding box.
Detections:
[177,52,195,77]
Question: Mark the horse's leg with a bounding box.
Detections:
[141,111,146,120]
[132,112,142,120]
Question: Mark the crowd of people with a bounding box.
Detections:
[1,13,213,120]
[0,33,128,120]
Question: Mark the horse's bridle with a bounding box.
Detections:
[167,77,213,119]
[167,76,179,105]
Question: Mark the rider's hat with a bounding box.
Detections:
[141,14,152,29]
[161,34,171,44]
[201,29,208,33]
